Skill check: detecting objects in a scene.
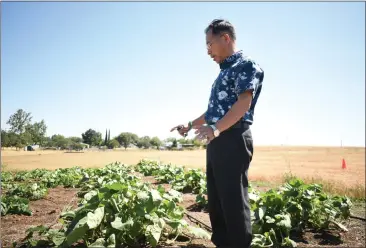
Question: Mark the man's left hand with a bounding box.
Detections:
[194,125,214,143]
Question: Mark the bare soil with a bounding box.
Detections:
[1,187,79,248]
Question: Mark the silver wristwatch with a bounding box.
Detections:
[210,125,220,137]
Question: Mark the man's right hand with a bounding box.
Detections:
[170,113,206,137]
[170,124,191,137]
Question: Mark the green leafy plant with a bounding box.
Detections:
[1,195,32,216]
[23,173,209,247]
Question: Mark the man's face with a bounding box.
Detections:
[206,30,229,64]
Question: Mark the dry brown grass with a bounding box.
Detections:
[282,171,365,200]
[2,146,365,197]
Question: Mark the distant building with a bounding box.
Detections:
[162,141,183,150]
[80,143,90,149]
[181,144,195,148]
[24,145,40,151]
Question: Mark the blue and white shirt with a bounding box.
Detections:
[205,50,264,125]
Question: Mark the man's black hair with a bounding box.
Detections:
[205,19,236,41]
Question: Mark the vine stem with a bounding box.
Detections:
[184,211,212,232]
[350,214,366,221]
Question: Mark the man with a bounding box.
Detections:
[171,19,264,248]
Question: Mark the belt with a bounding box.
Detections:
[230,120,250,129]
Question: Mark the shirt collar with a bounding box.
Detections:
[219,50,243,70]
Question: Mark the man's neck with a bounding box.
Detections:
[222,46,238,61]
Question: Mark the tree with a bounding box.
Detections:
[1,130,10,149]
[116,132,139,150]
[7,132,21,148]
[44,137,54,147]
[70,142,83,151]
[150,136,162,149]
[19,132,32,147]
[192,138,203,148]
[104,129,108,146]
[178,138,188,144]
[14,135,25,150]
[25,120,47,146]
[107,139,119,149]
[137,136,151,149]
[6,109,33,134]
[165,137,177,143]
[81,129,103,146]
[69,136,83,143]
[51,134,70,149]
[68,136,83,150]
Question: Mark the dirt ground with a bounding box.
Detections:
[2,146,365,187]
[1,187,79,248]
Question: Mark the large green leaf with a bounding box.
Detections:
[87,207,105,229]
[145,221,164,247]
[89,238,106,248]
[66,216,89,246]
[187,226,210,239]
[111,216,134,231]
[251,233,273,248]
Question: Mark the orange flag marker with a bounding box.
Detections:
[342,158,347,169]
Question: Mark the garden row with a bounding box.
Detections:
[134,159,353,247]
[1,163,209,247]
[1,159,354,248]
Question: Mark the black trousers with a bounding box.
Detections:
[206,122,253,248]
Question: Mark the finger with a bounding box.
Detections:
[195,127,204,134]
[171,125,184,132]
[170,126,179,132]
[197,133,207,141]
[192,124,201,129]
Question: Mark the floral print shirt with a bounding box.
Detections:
[205,50,264,126]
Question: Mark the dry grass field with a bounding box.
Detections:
[2,146,365,193]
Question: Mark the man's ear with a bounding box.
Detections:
[223,33,231,43]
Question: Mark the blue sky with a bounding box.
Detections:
[1,2,365,146]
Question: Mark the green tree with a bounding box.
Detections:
[137,136,151,149]
[69,142,82,151]
[25,120,47,146]
[1,130,9,149]
[19,132,32,146]
[14,136,25,150]
[107,139,119,149]
[150,136,162,149]
[165,137,176,143]
[178,138,188,144]
[68,136,84,151]
[51,134,69,149]
[192,138,203,148]
[6,109,32,134]
[7,132,20,148]
[69,136,83,143]
[44,137,55,147]
[81,129,103,146]
[104,129,108,146]
[116,132,139,150]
